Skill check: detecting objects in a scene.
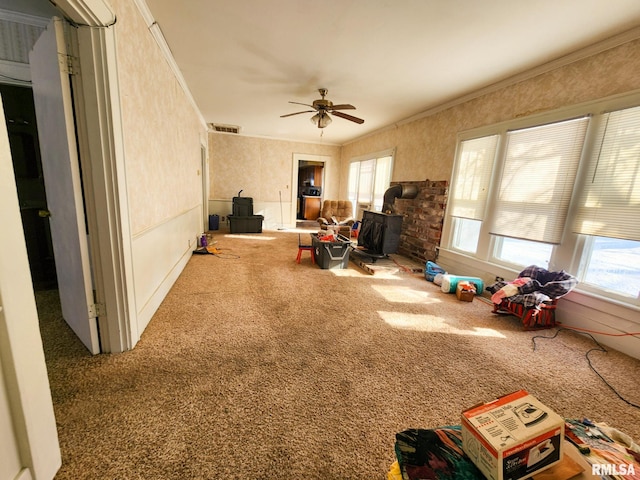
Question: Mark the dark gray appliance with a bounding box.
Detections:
[357,210,403,256]
[301,186,322,196]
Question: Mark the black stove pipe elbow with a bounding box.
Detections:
[382,184,418,214]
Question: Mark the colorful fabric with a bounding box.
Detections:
[486,265,578,309]
[394,426,483,480]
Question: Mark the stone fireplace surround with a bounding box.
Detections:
[390,180,448,265]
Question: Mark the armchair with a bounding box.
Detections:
[317,200,354,237]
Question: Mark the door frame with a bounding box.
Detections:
[290,153,331,226]
[52,0,135,352]
[201,142,209,231]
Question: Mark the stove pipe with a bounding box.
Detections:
[382,184,418,214]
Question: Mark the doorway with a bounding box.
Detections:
[291,153,331,227]
[297,160,324,221]
[1,83,57,290]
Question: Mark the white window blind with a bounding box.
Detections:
[449,135,498,220]
[574,105,640,241]
[490,117,589,244]
[372,156,393,210]
[348,150,394,215]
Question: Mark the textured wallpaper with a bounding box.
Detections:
[209,133,341,202]
[208,39,640,202]
[340,38,640,193]
[111,0,206,235]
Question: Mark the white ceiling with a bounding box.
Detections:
[6,0,640,145]
[143,0,640,145]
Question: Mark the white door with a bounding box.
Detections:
[0,98,61,479]
[0,360,22,480]
[29,17,100,354]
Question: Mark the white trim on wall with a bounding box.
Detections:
[132,206,201,336]
[209,129,341,147]
[0,8,51,26]
[291,153,332,226]
[348,147,396,164]
[201,143,209,230]
[0,59,30,85]
[52,0,115,26]
[53,0,135,353]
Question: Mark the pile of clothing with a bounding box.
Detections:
[486,265,578,309]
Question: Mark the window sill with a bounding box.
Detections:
[437,247,640,325]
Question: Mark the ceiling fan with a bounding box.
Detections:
[280,88,364,128]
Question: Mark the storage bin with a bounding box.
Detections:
[312,234,351,269]
[208,214,220,231]
[228,215,263,233]
[232,196,253,216]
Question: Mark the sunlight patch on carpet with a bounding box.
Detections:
[224,234,277,241]
[330,269,402,279]
[371,284,441,303]
[379,311,506,338]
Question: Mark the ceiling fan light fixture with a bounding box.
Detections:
[311,112,332,128]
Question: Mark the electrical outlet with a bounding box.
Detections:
[221,216,225,221]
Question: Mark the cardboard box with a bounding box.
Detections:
[461,390,564,480]
[456,281,476,301]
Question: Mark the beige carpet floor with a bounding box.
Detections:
[37,227,640,479]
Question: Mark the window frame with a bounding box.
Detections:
[347,148,395,218]
[441,91,640,308]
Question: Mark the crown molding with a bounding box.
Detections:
[0,8,51,26]
[52,0,115,27]
[132,0,207,130]
[345,25,640,146]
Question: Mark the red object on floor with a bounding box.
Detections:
[296,234,315,264]
[492,298,559,330]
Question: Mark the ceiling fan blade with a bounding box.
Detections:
[329,104,356,110]
[280,110,315,118]
[288,101,315,108]
[332,110,365,124]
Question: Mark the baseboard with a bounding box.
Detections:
[131,206,201,340]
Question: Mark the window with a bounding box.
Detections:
[348,150,394,217]
[448,135,498,253]
[580,236,640,298]
[493,237,554,269]
[573,105,640,299]
[490,117,588,244]
[451,217,481,253]
[444,97,640,307]
[573,106,640,242]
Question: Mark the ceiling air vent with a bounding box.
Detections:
[209,123,241,134]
